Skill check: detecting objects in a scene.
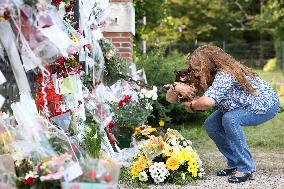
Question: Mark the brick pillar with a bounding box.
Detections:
[103,32,133,62]
[102,0,135,62]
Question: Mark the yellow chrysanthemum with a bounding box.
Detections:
[177,149,192,164]
[166,156,180,171]
[187,158,198,177]
[131,158,148,177]
[159,120,165,127]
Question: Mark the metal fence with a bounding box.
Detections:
[139,40,278,68]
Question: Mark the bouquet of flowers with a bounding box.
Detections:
[107,86,158,148]
[14,154,73,189]
[62,158,121,189]
[108,86,158,130]
[130,129,205,185]
[133,125,159,141]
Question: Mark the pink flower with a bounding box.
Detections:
[70,184,81,189]
[89,170,96,180]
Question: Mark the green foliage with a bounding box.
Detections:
[83,114,104,158]
[135,48,188,87]
[108,97,153,129]
[120,168,149,189]
[249,0,284,66]
[134,0,262,48]
[135,49,211,125]
[23,0,38,5]
[167,171,195,186]
[99,39,130,85]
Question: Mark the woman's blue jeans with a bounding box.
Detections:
[204,102,279,173]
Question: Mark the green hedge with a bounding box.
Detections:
[135,48,210,126]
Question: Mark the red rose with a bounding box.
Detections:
[56,56,66,65]
[52,0,62,6]
[123,95,131,103]
[65,4,73,12]
[3,10,10,20]
[23,177,34,185]
[107,121,115,128]
[118,100,124,107]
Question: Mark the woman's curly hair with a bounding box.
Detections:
[187,44,258,94]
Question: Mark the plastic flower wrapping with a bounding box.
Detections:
[130,129,205,185]
[0,0,127,188]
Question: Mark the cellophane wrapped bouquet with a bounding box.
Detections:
[130,129,205,186]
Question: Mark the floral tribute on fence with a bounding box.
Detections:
[131,129,205,185]
[0,0,205,188]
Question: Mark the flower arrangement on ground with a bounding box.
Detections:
[133,125,159,141]
[14,154,72,189]
[130,129,205,186]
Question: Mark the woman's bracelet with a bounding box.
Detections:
[171,84,182,103]
[189,101,196,112]
[172,84,178,95]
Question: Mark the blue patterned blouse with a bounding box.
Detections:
[203,71,279,114]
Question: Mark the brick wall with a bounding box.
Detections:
[103,32,133,62]
[103,0,134,62]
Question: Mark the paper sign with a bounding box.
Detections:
[50,111,71,131]
[0,70,6,85]
[61,75,78,94]
[63,162,83,182]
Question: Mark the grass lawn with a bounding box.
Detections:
[176,69,284,152]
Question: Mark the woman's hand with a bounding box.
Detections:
[182,101,195,113]
[166,86,178,103]
[182,96,216,113]
[174,82,197,100]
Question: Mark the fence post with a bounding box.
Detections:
[222,40,226,51]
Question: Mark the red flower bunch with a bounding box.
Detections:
[23,177,34,185]
[52,0,62,6]
[107,120,115,128]
[52,0,76,12]
[55,56,81,78]
[118,95,132,107]
[36,66,63,116]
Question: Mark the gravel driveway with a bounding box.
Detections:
[118,149,284,189]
